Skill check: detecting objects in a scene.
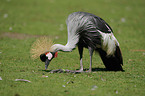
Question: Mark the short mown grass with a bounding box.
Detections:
[0,0,145,96]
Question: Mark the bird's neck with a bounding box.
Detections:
[50,44,74,52]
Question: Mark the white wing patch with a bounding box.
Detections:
[98,30,119,56]
[46,52,53,60]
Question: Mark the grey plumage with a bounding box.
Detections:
[44,12,123,71]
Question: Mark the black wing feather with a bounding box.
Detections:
[98,46,123,71]
[93,16,113,33]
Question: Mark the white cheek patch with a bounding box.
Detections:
[46,52,53,60]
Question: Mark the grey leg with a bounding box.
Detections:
[76,45,84,72]
[86,46,94,72]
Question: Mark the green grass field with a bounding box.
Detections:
[0,0,145,96]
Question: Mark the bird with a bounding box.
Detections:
[40,12,123,72]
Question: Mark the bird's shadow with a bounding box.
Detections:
[41,67,124,73]
[85,68,107,71]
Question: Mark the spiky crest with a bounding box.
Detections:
[30,37,54,59]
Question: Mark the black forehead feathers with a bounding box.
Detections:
[40,54,46,62]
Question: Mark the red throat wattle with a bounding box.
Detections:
[54,52,58,58]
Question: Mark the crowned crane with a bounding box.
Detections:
[40,12,123,72]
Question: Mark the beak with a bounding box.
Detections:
[45,59,50,70]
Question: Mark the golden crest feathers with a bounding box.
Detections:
[30,37,54,59]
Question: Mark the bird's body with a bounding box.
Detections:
[43,12,123,71]
[52,12,118,54]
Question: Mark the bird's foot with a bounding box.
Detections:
[75,68,84,73]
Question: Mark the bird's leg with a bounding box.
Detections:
[75,45,84,72]
[86,46,94,73]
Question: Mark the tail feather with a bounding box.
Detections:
[98,46,123,71]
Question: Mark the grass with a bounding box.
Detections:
[0,0,145,96]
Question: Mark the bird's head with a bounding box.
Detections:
[40,52,58,70]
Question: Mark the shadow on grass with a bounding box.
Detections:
[84,68,125,72]
[40,67,124,73]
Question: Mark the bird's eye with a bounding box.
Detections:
[45,52,53,60]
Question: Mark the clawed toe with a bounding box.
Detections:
[73,68,84,73]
